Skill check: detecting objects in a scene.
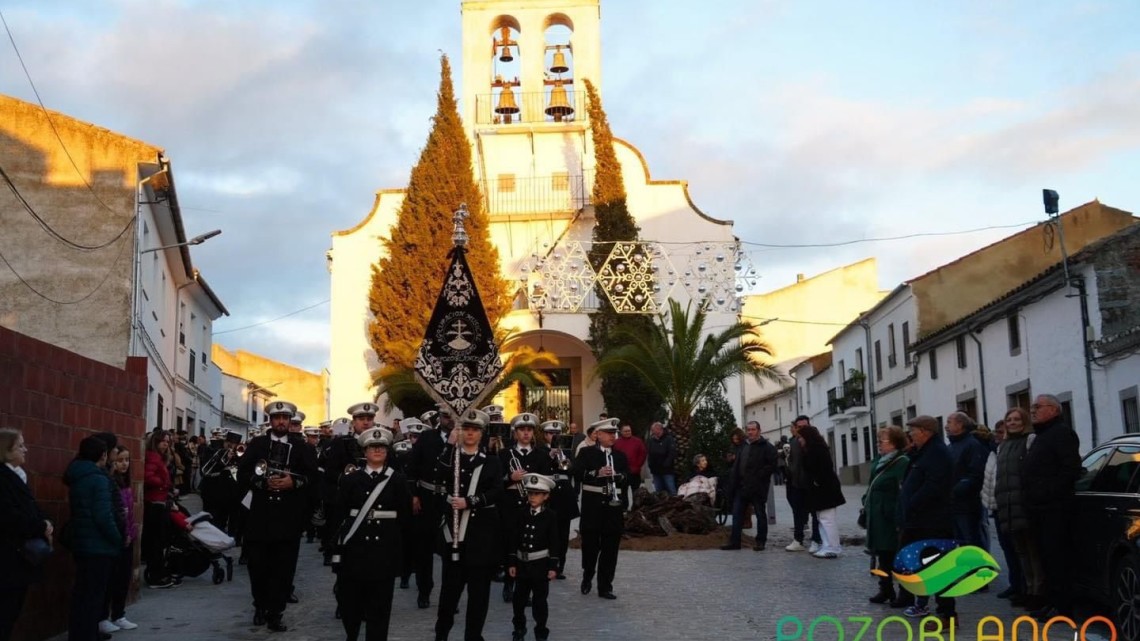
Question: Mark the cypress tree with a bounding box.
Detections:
[368,55,509,387]
[583,79,663,435]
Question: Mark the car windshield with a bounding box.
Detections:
[1075,447,1114,492]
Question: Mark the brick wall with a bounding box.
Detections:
[0,325,147,641]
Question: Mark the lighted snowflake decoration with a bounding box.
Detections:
[596,241,670,313]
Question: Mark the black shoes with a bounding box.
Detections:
[287,592,299,604]
[556,573,566,580]
[996,586,1018,599]
[512,630,526,641]
[598,591,617,600]
[502,582,514,603]
[719,544,741,550]
[417,596,431,609]
[253,609,267,626]
[869,587,895,604]
[399,577,410,589]
[580,579,592,595]
[266,614,287,632]
[752,543,766,551]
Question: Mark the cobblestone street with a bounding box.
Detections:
[60,487,1113,641]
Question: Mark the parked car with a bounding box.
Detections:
[1071,435,1140,640]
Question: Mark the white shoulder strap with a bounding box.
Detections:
[341,472,392,546]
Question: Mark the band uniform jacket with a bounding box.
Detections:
[335,466,412,579]
[508,506,559,578]
[499,445,554,512]
[410,429,448,507]
[547,449,579,521]
[434,445,503,565]
[237,433,317,542]
[573,445,631,532]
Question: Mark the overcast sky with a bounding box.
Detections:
[2,0,1138,372]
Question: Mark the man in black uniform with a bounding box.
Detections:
[434,409,503,641]
[236,400,317,632]
[333,426,411,641]
[407,410,448,609]
[498,412,552,603]
[541,420,577,579]
[573,418,629,600]
[200,430,242,534]
[302,426,322,543]
[508,473,559,641]
[391,418,421,590]
[322,404,377,565]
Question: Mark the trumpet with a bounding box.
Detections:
[604,449,622,507]
[508,451,526,498]
[343,463,358,476]
[235,444,246,457]
[254,459,303,481]
[551,447,572,471]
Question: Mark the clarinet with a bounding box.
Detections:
[451,431,462,561]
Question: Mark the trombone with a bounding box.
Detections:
[508,450,526,498]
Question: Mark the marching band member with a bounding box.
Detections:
[333,426,411,641]
[433,409,503,641]
[302,427,322,544]
[321,404,376,566]
[572,418,629,600]
[498,413,552,603]
[407,410,448,609]
[200,431,242,535]
[508,474,559,641]
[541,420,577,579]
[236,401,317,632]
[392,418,422,590]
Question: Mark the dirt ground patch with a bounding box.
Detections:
[570,526,756,552]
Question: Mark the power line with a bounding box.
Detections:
[0,224,132,304]
[737,221,1037,249]
[214,299,330,335]
[0,165,134,250]
[740,314,850,327]
[1,9,126,223]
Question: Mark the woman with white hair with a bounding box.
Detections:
[0,428,53,641]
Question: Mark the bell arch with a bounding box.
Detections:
[542,18,576,122]
[489,15,522,124]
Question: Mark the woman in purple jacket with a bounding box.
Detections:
[100,446,140,634]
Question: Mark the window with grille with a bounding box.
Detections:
[551,172,570,191]
[1008,315,1021,354]
[1124,396,1139,434]
[902,322,911,365]
[497,173,516,192]
[956,336,967,369]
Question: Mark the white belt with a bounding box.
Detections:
[553,474,570,481]
[418,480,443,493]
[516,549,549,562]
[582,485,606,494]
[348,509,397,519]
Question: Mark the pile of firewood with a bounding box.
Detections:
[623,489,719,537]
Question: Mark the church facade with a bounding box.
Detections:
[328,0,748,424]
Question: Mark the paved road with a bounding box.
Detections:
[64,487,1112,641]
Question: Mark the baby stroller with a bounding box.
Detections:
[714,477,730,525]
[165,500,236,585]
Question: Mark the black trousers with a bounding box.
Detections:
[337,575,395,641]
[1031,509,1072,612]
[874,551,896,591]
[69,555,113,641]
[511,568,550,638]
[896,527,955,615]
[141,502,170,583]
[103,543,133,621]
[435,561,493,641]
[786,485,821,544]
[0,586,28,641]
[555,517,571,573]
[579,525,620,592]
[246,538,301,616]
[412,510,438,598]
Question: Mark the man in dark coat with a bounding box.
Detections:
[237,400,317,632]
[408,410,449,609]
[896,415,955,623]
[1022,394,1081,620]
[541,421,577,580]
[434,409,504,641]
[784,416,821,552]
[721,421,777,551]
[573,419,630,600]
[945,412,989,548]
[497,413,552,604]
[646,422,677,495]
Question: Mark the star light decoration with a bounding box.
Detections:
[517,240,757,314]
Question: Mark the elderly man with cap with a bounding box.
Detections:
[332,426,411,641]
[433,409,504,641]
[895,414,956,624]
[541,420,578,579]
[321,403,378,565]
[407,409,451,609]
[497,412,553,603]
[573,418,630,599]
[508,474,559,641]
[236,400,317,632]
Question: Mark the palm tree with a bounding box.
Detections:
[593,299,783,457]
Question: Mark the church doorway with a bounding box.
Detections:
[523,368,571,423]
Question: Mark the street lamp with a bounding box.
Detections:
[140,229,222,255]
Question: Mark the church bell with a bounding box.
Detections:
[499,45,514,63]
[495,85,520,122]
[545,81,574,121]
[497,26,515,62]
[549,49,569,74]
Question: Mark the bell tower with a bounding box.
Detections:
[460,0,602,131]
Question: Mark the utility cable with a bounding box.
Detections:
[0,223,132,304]
[0,165,134,250]
[214,299,330,335]
[1,9,127,225]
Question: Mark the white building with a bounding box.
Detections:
[217,372,275,440]
[131,160,228,435]
[913,222,1140,448]
[329,0,744,423]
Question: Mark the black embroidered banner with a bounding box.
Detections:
[413,246,503,418]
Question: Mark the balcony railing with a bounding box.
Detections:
[475,89,587,126]
[483,173,589,216]
[828,378,867,417]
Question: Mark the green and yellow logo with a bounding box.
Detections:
[872,539,1000,597]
